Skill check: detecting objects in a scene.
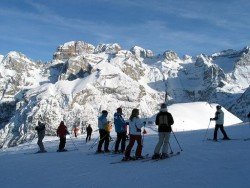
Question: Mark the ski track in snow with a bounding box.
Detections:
[0,123,250,188]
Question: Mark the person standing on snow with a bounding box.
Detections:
[152,103,174,159]
[86,124,93,143]
[35,121,47,153]
[57,121,69,152]
[73,125,79,138]
[123,108,146,161]
[114,107,127,153]
[210,105,230,141]
[97,110,110,153]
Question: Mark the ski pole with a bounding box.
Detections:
[203,120,211,141]
[88,134,108,150]
[110,138,116,150]
[88,131,110,151]
[68,135,78,150]
[171,130,183,151]
[21,132,37,150]
[88,136,100,150]
[168,142,173,154]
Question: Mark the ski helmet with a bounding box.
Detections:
[161,103,167,109]
[216,105,221,109]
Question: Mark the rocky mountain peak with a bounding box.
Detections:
[194,54,212,67]
[94,43,121,54]
[53,41,95,60]
[130,46,154,58]
[1,51,36,71]
[163,50,180,61]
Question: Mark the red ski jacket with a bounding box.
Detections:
[57,122,69,137]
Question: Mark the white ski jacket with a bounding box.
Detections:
[214,109,224,125]
[129,117,145,135]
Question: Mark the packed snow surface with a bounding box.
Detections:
[0,102,249,188]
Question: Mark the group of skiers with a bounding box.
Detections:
[95,104,174,160]
[35,120,93,153]
[34,104,249,159]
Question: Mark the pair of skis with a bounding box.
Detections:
[110,152,181,164]
[141,152,181,163]
[24,148,78,155]
[110,154,150,164]
[206,138,248,142]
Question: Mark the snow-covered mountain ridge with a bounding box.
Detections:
[0,41,249,148]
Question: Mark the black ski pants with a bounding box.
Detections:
[97,129,110,152]
[86,133,92,142]
[59,136,66,150]
[115,132,127,152]
[213,124,229,140]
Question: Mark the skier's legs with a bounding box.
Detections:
[97,130,106,151]
[59,137,66,150]
[120,132,127,152]
[37,135,45,151]
[219,125,229,139]
[115,132,122,152]
[125,135,136,157]
[135,135,143,157]
[86,135,89,142]
[213,125,219,140]
[162,132,171,154]
[154,132,164,154]
[104,132,110,151]
[61,137,66,149]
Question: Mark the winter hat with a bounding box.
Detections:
[160,103,168,112]
[102,110,108,114]
[216,105,221,110]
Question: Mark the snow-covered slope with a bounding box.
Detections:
[0,122,249,188]
[0,41,249,148]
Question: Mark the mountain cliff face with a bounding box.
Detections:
[0,41,249,148]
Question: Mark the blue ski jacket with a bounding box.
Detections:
[114,112,126,133]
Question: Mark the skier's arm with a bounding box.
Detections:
[168,114,174,126]
[155,114,160,125]
[210,112,218,121]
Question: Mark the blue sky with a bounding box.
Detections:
[0,0,250,61]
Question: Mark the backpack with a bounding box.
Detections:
[105,121,112,132]
[158,114,169,127]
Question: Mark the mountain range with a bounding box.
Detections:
[0,41,249,148]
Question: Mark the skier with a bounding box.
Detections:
[86,124,93,143]
[97,110,110,153]
[123,108,146,161]
[210,105,230,141]
[73,125,79,138]
[248,112,250,122]
[56,121,69,152]
[35,121,47,153]
[152,103,174,159]
[114,107,127,153]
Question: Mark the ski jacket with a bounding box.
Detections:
[155,111,174,132]
[114,112,126,133]
[213,109,224,125]
[57,123,69,137]
[35,121,45,137]
[129,117,145,136]
[86,126,92,134]
[98,115,108,130]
